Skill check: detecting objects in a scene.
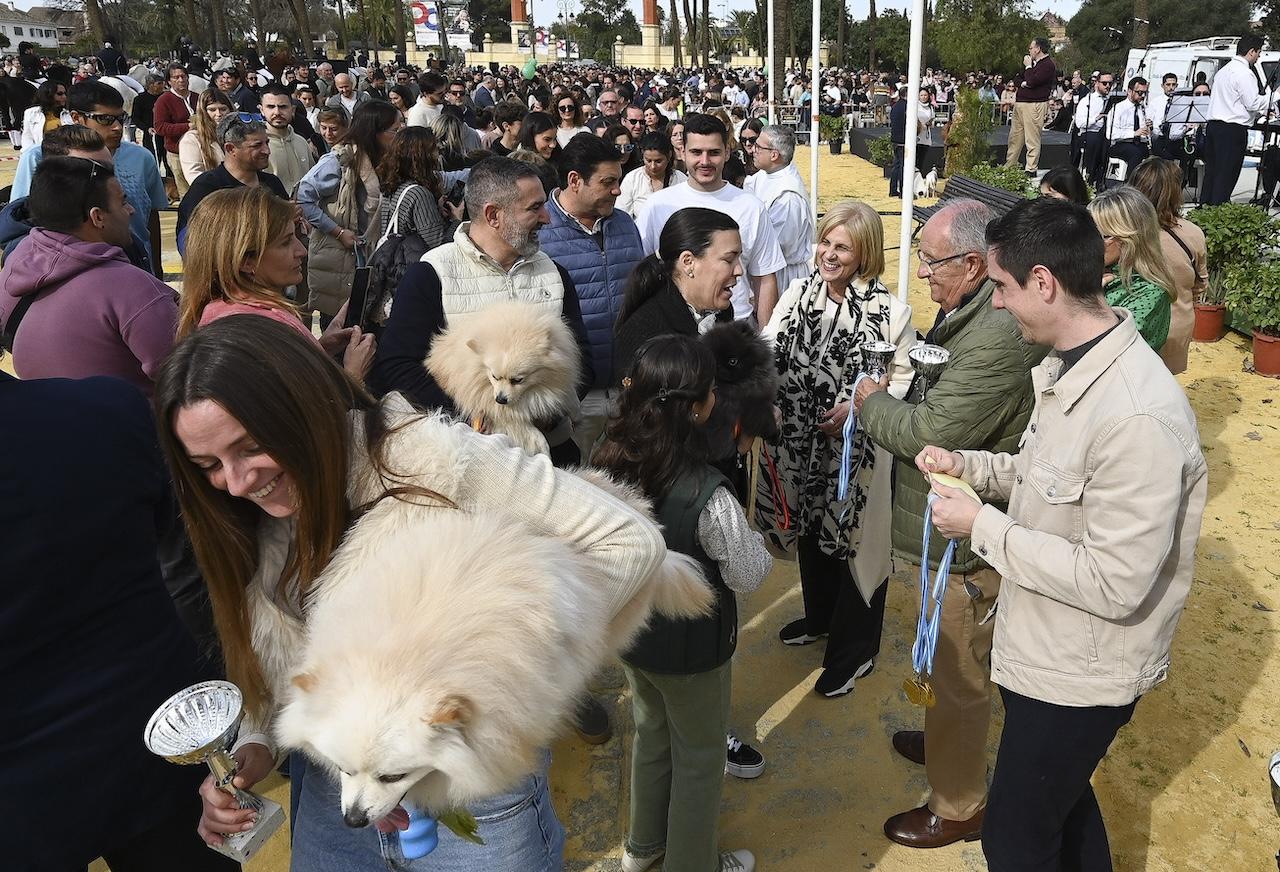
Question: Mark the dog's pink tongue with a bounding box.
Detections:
[374,806,411,833]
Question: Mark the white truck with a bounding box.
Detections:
[1124,36,1279,90]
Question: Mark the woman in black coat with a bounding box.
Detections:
[612,207,740,383]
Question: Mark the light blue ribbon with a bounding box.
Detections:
[836,374,870,502]
[912,492,956,679]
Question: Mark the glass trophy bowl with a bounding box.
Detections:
[859,340,897,382]
[144,681,285,862]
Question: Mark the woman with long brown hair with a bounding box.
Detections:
[297,100,403,326]
[179,187,374,379]
[154,316,667,872]
[178,88,235,184]
[1128,157,1208,373]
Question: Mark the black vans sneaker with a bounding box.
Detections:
[726,732,765,779]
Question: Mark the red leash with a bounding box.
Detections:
[762,449,792,531]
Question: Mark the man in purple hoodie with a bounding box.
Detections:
[0,155,178,397]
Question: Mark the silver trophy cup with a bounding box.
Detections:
[859,340,897,382]
[143,681,286,863]
[909,343,951,401]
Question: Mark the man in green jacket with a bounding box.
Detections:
[853,200,1047,848]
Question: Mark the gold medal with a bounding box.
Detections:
[903,674,927,706]
[903,673,938,708]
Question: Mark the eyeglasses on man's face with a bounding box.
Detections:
[85,111,128,126]
[916,249,972,275]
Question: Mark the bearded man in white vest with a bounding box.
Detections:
[369,156,594,469]
[744,124,814,295]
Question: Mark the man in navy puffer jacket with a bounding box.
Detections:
[539,132,646,456]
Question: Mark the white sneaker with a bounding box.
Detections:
[719,849,756,871]
[621,848,663,872]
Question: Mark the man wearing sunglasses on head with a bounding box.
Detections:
[13,80,167,265]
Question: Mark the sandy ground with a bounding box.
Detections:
[13,143,1270,871]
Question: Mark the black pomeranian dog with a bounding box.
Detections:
[701,320,780,461]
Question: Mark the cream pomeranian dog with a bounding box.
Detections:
[425,301,581,456]
[274,469,712,828]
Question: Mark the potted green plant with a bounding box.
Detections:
[819,115,845,154]
[867,135,895,177]
[1192,270,1227,342]
[969,162,1033,196]
[1223,262,1280,376]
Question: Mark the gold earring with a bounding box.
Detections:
[687,270,695,279]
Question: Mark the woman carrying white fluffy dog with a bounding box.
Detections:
[595,335,772,872]
[154,316,671,872]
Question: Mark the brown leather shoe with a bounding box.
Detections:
[892,729,926,765]
[884,804,983,848]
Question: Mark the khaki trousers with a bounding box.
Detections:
[172,152,191,198]
[913,565,1002,821]
[1005,101,1048,173]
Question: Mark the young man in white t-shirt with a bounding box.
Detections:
[635,113,786,323]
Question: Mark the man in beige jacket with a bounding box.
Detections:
[919,197,1206,872]
[260,83,315,196]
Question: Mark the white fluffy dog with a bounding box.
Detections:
[425,301,581,456]
[274,470,712,828]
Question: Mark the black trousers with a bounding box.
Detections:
[889,144,905,197]
[1081,131,1108,186]
[77,803,240,872]
[982,686,1137,872]
[1108,139,1150,179]
[1202,119,1248,205]
[795,533,888,675]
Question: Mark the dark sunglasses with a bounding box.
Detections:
[449,89,465,96]
[740,135,758,145]
[558,104,576,112]
[85,111,127,126]
[1099,79,1114,85]
[76,157,108,219]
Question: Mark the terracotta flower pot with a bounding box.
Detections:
[1253,330,1280,377]
[1191,303,1226,343]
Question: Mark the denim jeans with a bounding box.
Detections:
[288,751,565,871]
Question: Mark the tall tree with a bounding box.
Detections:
[670,0,683,65]
[249,0,267,49]
[683,0,697,65]
[1065,0,1250,77]
[868,0,877,71]
[934,0,1045,75]
[397,0,408,58]
[836,0,845,68]
[702,0,710,66]
[209,1,228,51]
[83,0,109,45]
[291,0,314,54]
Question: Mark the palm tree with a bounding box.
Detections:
[682,0,697,66]
[868,0,877,71]
[728,9,756,54]
[702,0,711,66]
[670,0,683,66]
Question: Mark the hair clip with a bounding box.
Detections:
[656,387,670,403]
[622,377,632,389]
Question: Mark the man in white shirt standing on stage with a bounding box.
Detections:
[745,125,814,295]
[636,113,785,325]
[1203,34,1280,204]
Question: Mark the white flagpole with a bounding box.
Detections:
[810,0,820,221]
[768,2,776,124]
[896,0,926,302]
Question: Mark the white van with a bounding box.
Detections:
[1124,36,1279,90]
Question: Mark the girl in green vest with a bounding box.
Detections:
[594,334,771,872]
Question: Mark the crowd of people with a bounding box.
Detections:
[0,37,1214,872]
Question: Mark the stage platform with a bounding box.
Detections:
[849,125,1073,175]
